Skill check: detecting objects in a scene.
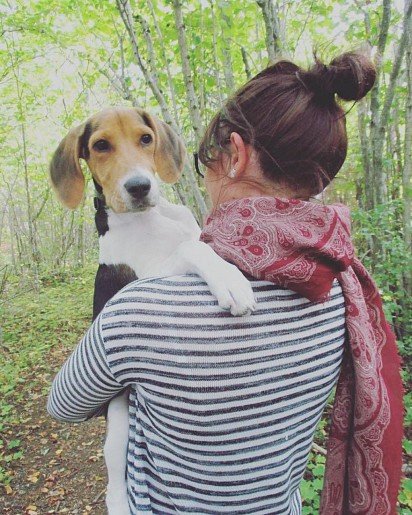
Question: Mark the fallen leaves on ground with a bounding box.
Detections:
[1,344,108,514]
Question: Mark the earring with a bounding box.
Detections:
[229,168,236,178]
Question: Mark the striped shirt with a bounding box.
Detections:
[48,275,346,514]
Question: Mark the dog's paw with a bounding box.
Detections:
[207,262,257,317]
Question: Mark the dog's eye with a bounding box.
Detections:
[141,134,153,145]
[93,140,110,152]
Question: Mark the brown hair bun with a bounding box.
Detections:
[328,52,376,101]
[302,52,376,103]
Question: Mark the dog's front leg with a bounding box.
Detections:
[156,240,257,316]
[105,391,130,515]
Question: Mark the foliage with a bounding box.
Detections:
[0,265,95,487]
[301,452,325,514]
[1,0,410,280]
[352,200,412,339]
[0,0,410,511]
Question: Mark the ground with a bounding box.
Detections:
[1,342,107,515]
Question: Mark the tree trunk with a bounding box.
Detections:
[403,0,412,298]
[357,99,373,209]
[369,0,391,207]
[241,47,252,80]
[172,0,204,144]
[256,0,283,63]
[116,0,177,129]
[373,1,412,204]
[217,2,235,92]
[210,1,224,104]
[147,0,180,121]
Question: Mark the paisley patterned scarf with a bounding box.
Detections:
[200,196,403,515]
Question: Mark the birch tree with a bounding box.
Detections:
[368,0,412,206]
[403,0,412,297]
[256,0,284,63]
[172,0,204,144]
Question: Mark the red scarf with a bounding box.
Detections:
[200,196,403,515]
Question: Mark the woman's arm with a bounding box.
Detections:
[47,314,123,422]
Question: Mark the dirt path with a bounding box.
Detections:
[2,343,108,515]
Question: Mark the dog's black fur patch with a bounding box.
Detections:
[95,208,109,237]
[93,264,137,320]
[80,122,95,160]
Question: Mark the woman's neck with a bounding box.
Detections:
[211,180,310,209]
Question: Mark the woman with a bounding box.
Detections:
[48,52,402,514]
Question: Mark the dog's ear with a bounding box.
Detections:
[137,109,186,184]
[49,123,87,209]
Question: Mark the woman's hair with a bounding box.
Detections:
[198,52,376,194]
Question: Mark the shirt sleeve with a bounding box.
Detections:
[47,313,123,423]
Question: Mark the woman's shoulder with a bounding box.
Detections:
[102,274,215,311]
[103,274,343,314]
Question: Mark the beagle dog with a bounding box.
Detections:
[49,107,256,515]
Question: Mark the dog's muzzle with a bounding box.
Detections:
[124,177,151,201]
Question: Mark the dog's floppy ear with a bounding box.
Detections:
[49,123,87,209]
[137,109,186,184]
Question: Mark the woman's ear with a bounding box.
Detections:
[229,132,249,177]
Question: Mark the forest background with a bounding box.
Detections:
[0,0,411,513]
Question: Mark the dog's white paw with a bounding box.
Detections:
[207,262,257,317]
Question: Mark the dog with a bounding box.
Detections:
[49,107,256,514]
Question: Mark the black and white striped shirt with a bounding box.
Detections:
[48,275,345,514]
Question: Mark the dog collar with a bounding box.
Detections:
[92,178,107,211]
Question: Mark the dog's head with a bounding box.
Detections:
[49,107,186,212]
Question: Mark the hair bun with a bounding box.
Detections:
[302,52,376,103]
[328,52,376,101]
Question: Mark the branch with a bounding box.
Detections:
[116,0,176,129]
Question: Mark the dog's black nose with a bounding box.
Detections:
[124,177,151,200]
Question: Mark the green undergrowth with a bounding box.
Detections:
[0,264,96,487]
[0,264,410,510]
[1,265,95,407]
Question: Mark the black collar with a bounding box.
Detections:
[93,178,107,211]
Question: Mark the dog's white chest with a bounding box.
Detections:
[99,204,200,278]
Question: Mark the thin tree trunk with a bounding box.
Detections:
[7,210,17,273]
[221,45,235,92]
[147,0,180,120]
[217,3,235,92]
[373,1,412,204]
[256,0,283,63]
[241,47,252,80]
[136,13,161,93]
[172,0,204,144]
[357,99,373,209]
[369,0,392,207]
[403,0,412,299]
[210,1,224,104]
[393,106,403,194]
[116,0,177,129]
